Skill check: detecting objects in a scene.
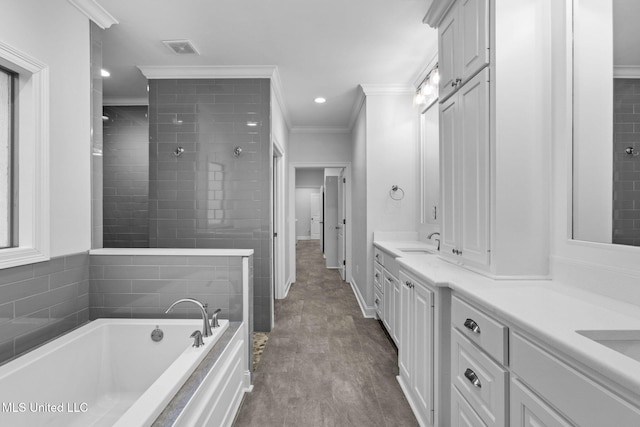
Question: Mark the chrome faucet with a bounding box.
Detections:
[427,232,441,251]
[210,308,222,329]
[165,298,213,337]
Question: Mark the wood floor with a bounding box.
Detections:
[233,240,418,426]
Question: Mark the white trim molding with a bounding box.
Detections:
[423,0,456,28]
[0,41,51,269]
[614,66,640,79]
[348,279,377,318]
[103,97,149,106]
[66,0,119,29]
[137,65,277,80]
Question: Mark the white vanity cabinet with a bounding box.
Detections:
[374,247,400,345]
[398,270,451,427]
[438,0,490,102]
[440,68,490,268]
[452,294,640,427]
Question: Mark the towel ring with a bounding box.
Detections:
[390,185,405,200]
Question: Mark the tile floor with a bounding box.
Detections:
[233,240,418,426]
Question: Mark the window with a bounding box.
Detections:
[0,41,49,269]
[0,66,16,249]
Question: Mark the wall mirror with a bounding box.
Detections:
[573,0,640,247]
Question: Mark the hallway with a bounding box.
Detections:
[234,240,418,426]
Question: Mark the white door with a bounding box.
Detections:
[337,169,346,280]
[324,176,339,268]
[310,193,321,240]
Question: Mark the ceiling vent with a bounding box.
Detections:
[162,40,200,55]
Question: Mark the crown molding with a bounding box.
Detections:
[67,0,118,29]
[270,68,292,132]
[614,66,640,79]
[347,86,367,131]
[290,126,351,134]
[137,65,278,80]
[423,0,455,28]
[103,97,149,106]
[359,84,415,96]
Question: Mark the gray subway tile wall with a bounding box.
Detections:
[0,253,90,365]
[103,105,150,248]
[89,254,247,322]
[614,79,640,246]
[148,78,272,331]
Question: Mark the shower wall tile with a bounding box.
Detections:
[89,254,249,324]
[0,253,90,365]
[148,79,272,331]
[614,79,640,245]
[103,105,150,248]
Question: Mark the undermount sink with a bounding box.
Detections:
[397,248,435,255]
[576,330,640,363]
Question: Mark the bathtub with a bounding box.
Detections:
[0,318,249,427]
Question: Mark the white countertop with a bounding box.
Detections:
[374,239,640,399]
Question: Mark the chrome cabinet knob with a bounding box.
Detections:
[464,368,482,388]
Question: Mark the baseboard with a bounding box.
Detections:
[283,278,293,298]
[296,236,312,241]
[242,370,253,392]
[348,278,376,318]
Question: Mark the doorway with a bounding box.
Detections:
[288,163,352,289]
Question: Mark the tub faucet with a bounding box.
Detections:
[427,232,441,251]
[210,308,222,328]
[165,298,213,337]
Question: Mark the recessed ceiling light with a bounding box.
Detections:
[314,97,326,104]
[101,69,110,77]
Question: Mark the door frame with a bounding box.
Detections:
[288,162,352,288]
[272,141,286,312]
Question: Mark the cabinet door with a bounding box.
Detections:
[440,93,459,258]
[458,68,490,266]
[459,0,489,81]
[383,274,393,333]
[398,278,413,381]
[413,283,434,425]
[393,276,401,345]
[438,4,459,101]
[511,378,573,427]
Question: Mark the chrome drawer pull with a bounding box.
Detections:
[464,368,482,388]
[464,318,481,334]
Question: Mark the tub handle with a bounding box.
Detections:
[190,330,204,348]
[211,308,222,328]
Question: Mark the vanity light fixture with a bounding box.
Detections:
[246,121,259,127]
[414,63,439,109]
[314,97,326,104]
[101,69,110,77]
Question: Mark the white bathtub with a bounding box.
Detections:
[0,318,247,427]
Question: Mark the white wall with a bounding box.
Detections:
[296,168,324,187]
[289,131,352,163]
[1,0,91,257]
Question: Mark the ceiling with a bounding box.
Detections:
[97,0,438,130]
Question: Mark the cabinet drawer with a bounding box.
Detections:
[374,247,385,265]
[374,287,383,318]
[452,296,508,364]
[452,328,508,427]
[511,331,640,427]
[452,386,488,427]
[374,264,383,292]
